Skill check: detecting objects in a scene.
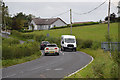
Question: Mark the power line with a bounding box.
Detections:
[73,0,107,15]
[51,10,69,18]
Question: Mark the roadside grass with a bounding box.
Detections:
[2,38,41,67]
[2,51,41,68]
[66,49,118,78]
[26,23,118,42]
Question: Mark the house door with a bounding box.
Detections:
[48,25,50,30]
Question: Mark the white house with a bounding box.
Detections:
[29,18,67,30]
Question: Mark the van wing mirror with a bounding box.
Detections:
[62,41,64,44]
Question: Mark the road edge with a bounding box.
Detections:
[66,52,94,77]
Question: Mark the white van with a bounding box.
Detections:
[61,35,77,51]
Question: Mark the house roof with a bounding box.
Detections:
[32,18,66,25]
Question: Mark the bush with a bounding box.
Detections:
[3,38,20,45]
[45,37,61,47]
[91,41,101,50]
[72,22,99,27]
[92,60,105,78]
[76,39,93,49]
[34,34,46,42]
[2,42,40,60]
[11,30,22,38]
[22,34,34,39]
[51,26,69,29]
[11,30,34,39]
[19,30,33,33]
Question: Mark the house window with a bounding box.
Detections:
[54,25,56,28]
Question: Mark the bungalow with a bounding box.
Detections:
[29,17,67,30]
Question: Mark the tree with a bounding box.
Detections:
[11,17,26,30]
[31,24,34,32]
[2,2,9,29]
[1,2,12,30]
[105,13,117,22]
[11,12,35,30]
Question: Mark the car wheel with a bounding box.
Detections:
[57,53,59,56]
[55,53,59,56]
[40,47,42,50]
[44,53,47,56]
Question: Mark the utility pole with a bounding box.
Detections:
[70,9,72,35]
[108,0,111,56]
[108,0,111,39]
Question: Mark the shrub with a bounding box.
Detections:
[45,37,61,47]
[19,30,33,33]
[2,42,40,60]
[91,41,101,50]
[92,60,105,78]
[11,30,22,38]
[34,34,46,42]
[3,38,20,45]
[22,34,34,39]
[51,26,68,29]
[72,22,99,27]
[76,39,93,49]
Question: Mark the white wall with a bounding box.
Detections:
[29,19,66,30]
[36,25,50,30]
[51,19,66,28]
[29,20,38,30]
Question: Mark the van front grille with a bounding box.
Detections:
[67,44,74,47]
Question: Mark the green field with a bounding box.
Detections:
[26,23,118,42]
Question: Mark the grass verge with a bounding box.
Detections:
[2,51,41,68]
[66,48,118,78]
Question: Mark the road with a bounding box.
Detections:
[2,51,93,79]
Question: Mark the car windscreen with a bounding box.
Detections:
[42,42,49,44]
[65,38,75,43]
[47,45,57,47]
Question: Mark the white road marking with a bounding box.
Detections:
[66,55,94,77]
[3,74,16,78]
[46,69,51,70]
[30,66,43,71]
[54,68,63,71]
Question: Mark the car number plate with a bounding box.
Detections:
[50,51,54,53]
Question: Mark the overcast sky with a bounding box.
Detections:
[4,0,119,23]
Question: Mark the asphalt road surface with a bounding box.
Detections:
[2,50,93,79]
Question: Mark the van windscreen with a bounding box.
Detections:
[65,38,75,43]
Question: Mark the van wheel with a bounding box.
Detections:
[64,48,66,51]
[73,48,76,52]
[61,48,63,51]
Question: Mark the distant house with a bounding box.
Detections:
[29,18,67,30]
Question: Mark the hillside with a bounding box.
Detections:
[27,23,118,42]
